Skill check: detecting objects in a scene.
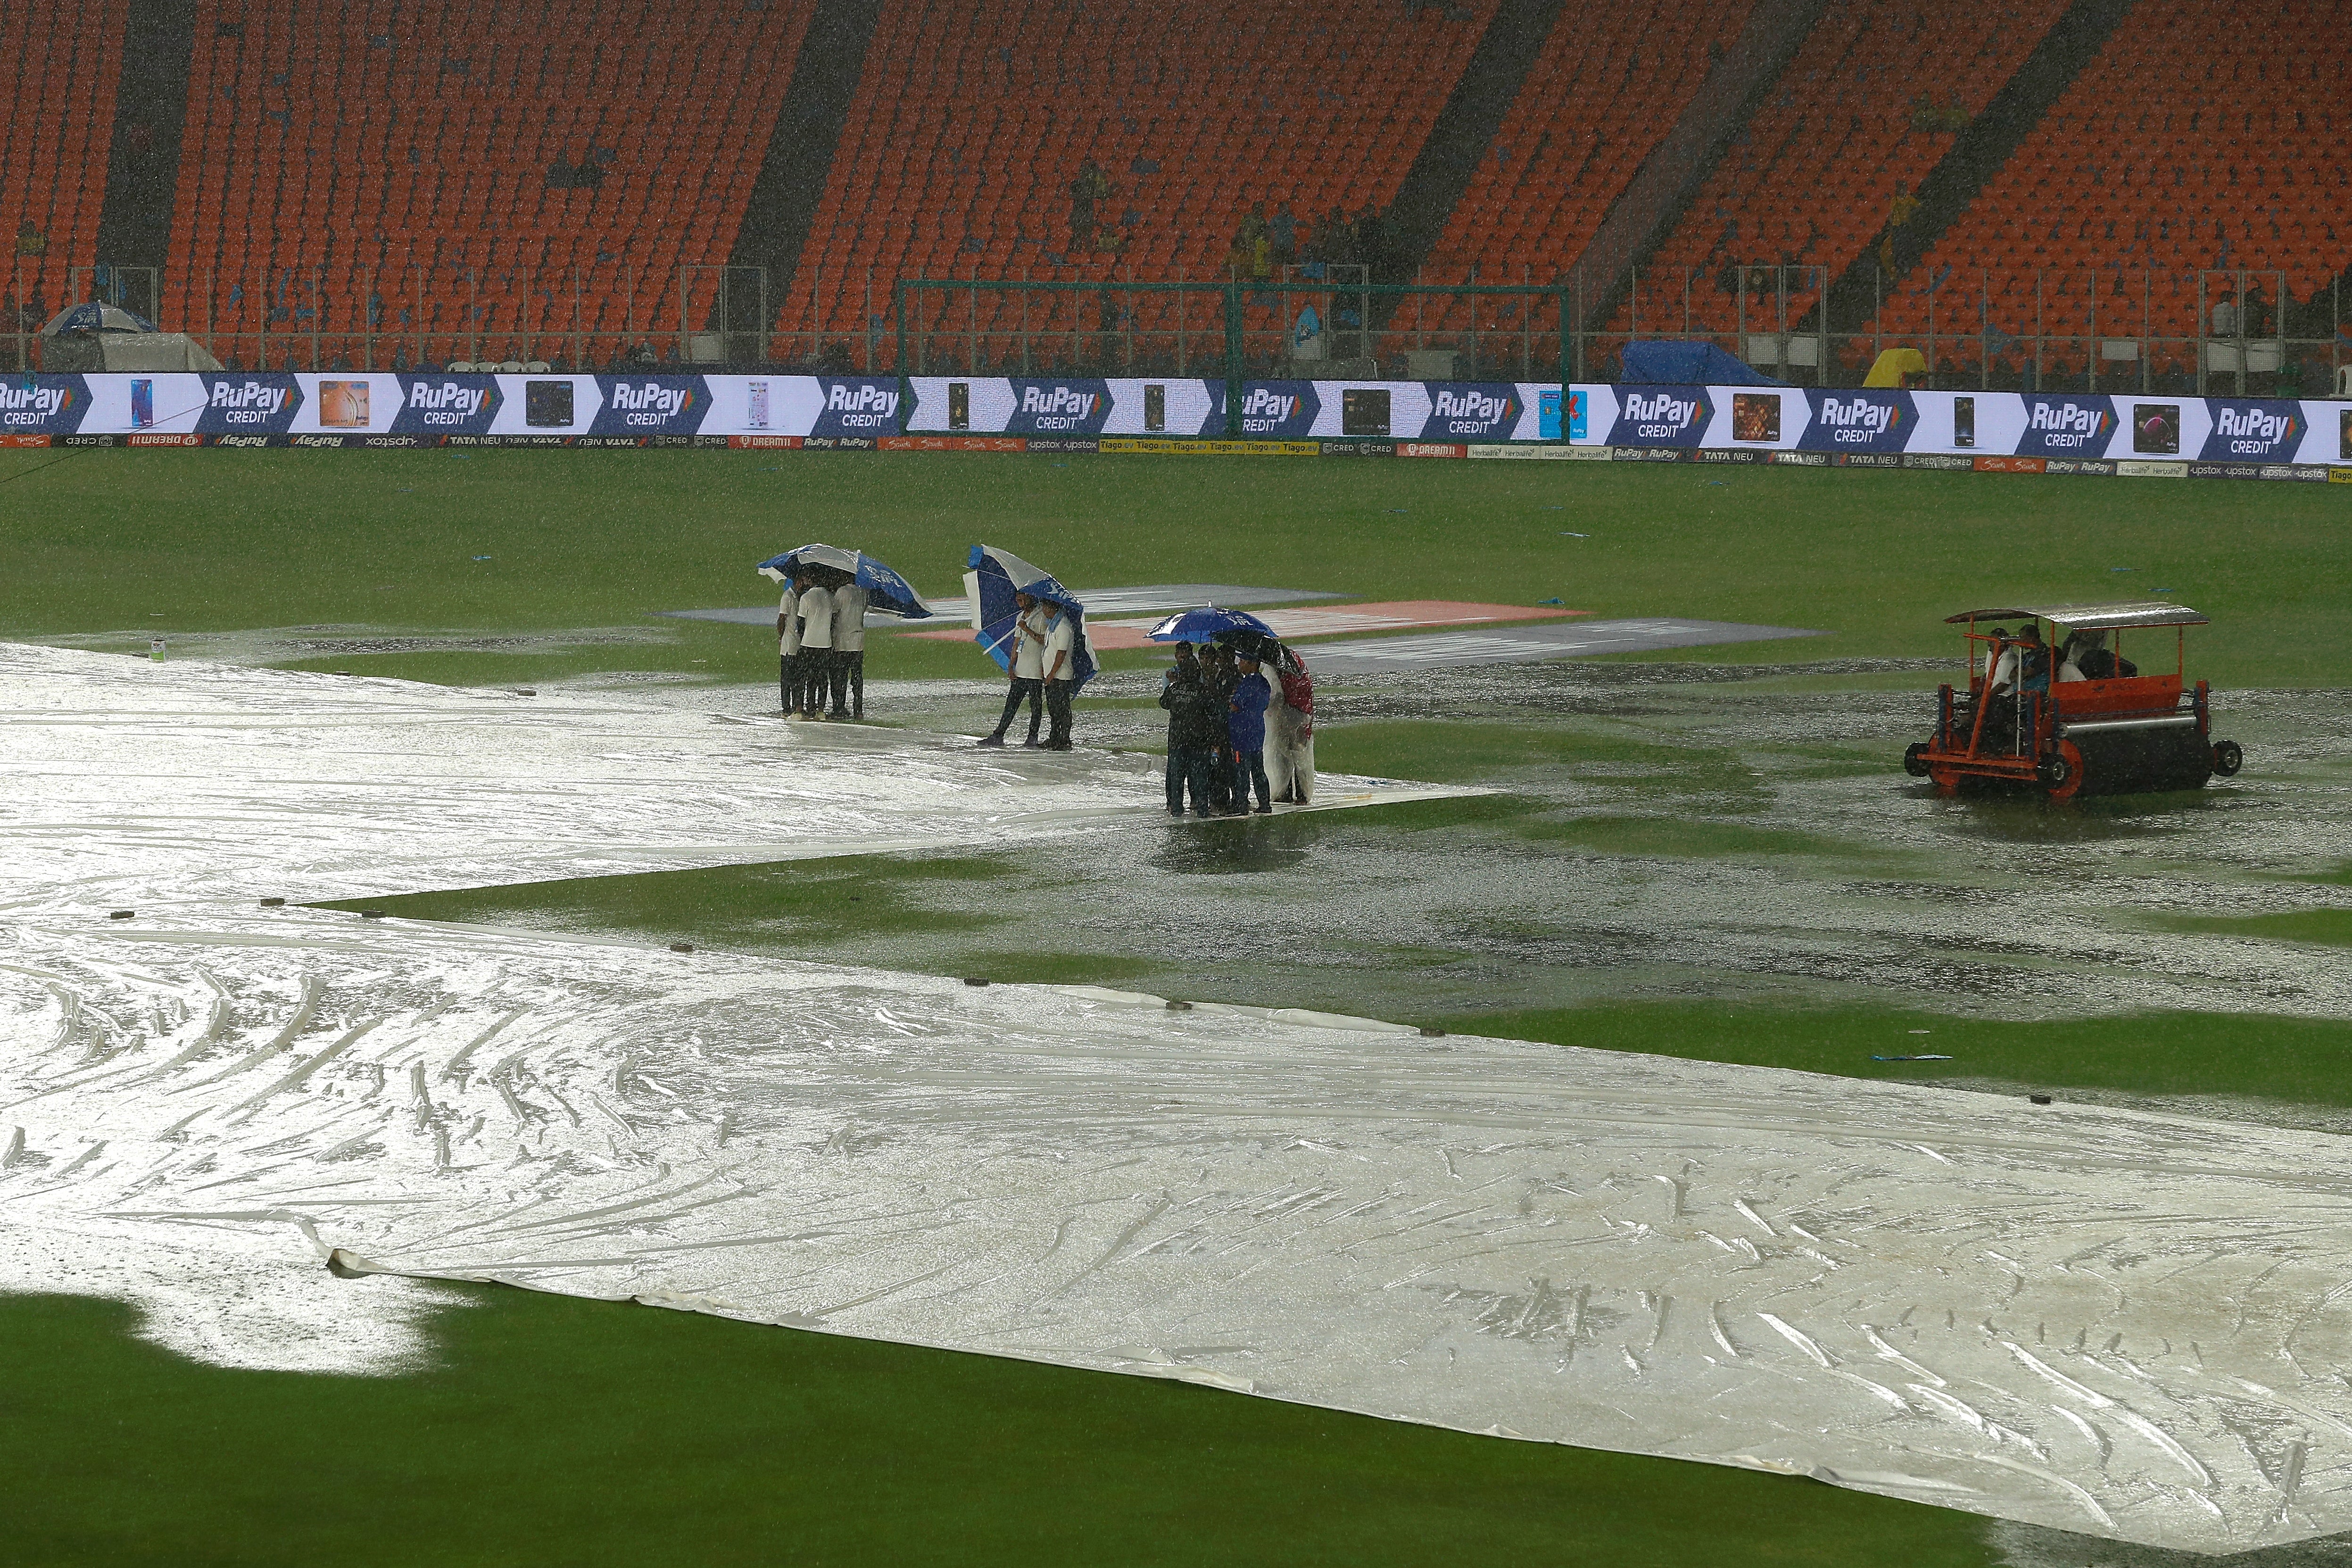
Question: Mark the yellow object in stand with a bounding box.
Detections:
[1864,348,1928,388]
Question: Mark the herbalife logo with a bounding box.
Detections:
[1818,396,1897,433]
[1621,392,1699,426]
[209,379,290,413]
[408,381,490,416]
[609,381,691,416]
[1430,389,1513,423]
[1019,386,1100,418]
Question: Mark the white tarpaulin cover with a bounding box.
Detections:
[6,643,2352,1555]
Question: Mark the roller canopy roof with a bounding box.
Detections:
[1944,601,2208,629]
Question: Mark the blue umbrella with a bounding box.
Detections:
[755,543,933,619]
[965,544,1095,689]
[1145,606,1275,645]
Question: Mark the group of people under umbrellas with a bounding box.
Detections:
[756,542,1316,815]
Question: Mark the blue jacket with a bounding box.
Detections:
[1227,670,1270,750]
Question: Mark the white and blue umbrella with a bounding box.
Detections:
[41,301,157,336]
[756,544,932,619]
[964,543,1096,689]
[1146,606,1276,645]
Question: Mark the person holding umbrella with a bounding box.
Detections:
[1040,598,1078,750]
[830,570,868,720]
[978,592,1050,747]
[1158,641,1217,814]
[795,572,835,721]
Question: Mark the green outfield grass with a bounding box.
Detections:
[3,447,2342,687]
[8,445,2347,1567]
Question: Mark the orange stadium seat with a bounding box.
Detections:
[163,0,817,364]
[1879,0,2351,364]
[0,0,131,343]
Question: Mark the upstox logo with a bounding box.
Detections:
[1817,397,1897,435]
[1430,389,1513,424]
[409,381,489,417]
[609,381,691,417]
[210,379,290,414]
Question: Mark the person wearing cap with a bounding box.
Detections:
[775,572,803,716]
[978,592,1049,747]
[830,572,869,719]
[1158,641,1217,814]
[1227,652,1274,814]
[1040,600,1077,750]
[1265,643,1315,805]
[795,573,836,720]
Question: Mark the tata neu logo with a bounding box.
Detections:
[1018,384,1099,431]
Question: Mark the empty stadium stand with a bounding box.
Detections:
[160,0,817,365]
[1876,0,2351,382]
[1604,0,2074,342]
[1,0,131,342]
[775,0,1499,364]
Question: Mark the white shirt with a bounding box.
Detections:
[777,585,801,655]
[1041,611,1075,681]
[1011,606,1051,679]
[832,583,868,652]
[798,586,835,650]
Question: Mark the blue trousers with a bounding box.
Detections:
[1166,745,1216,813]
[1233,747,1270,811]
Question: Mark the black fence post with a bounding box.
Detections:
[893,278,910,433]
[1224,277,1243,438]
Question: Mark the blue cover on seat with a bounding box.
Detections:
[1619,340,1787,387]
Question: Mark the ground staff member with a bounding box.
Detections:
[775,574,803,715]
[1040,602,1077,751]
[795,576,836,721]
[978,592,1049,747]
[831,576,868,719]
[1266,645,1315,805]
[1158,642,1217,813]
[1227,654,1273,814]
[1198,643,1237,810]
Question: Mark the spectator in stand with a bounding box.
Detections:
[15,220,46,257]
[2209,291,2239,339]
[1270,205,1296,265]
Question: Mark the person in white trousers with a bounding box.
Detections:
[1265,644,1316,805]
[794,578,835,720]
